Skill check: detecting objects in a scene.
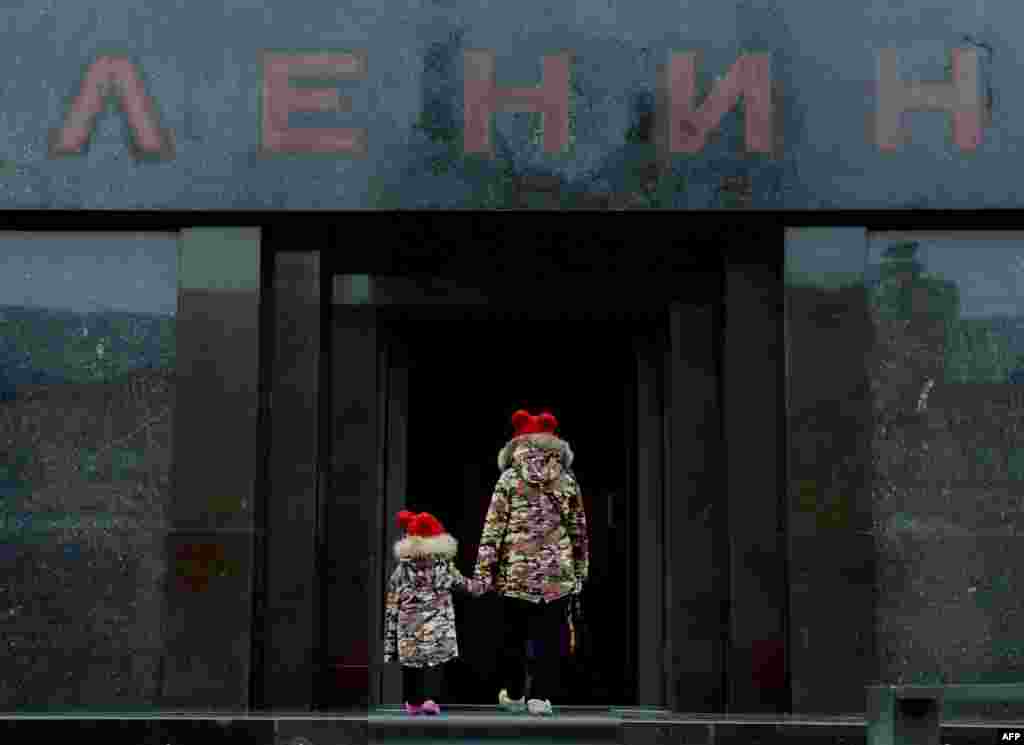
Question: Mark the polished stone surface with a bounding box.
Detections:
[1,709,1019,745]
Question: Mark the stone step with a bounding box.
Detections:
[1,711,1018,745]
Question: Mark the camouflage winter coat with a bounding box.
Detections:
[473,432,589,604]
[384,532,487,668]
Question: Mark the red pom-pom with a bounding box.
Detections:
[410,512,443,537]
[511,409,531,431]
[412,513,426,536]
[538,412,558,433]
[397,510,416,530]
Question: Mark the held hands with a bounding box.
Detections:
[467,577,492,597]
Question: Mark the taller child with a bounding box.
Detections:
[473,409,589,716]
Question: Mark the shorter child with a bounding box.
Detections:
[384,509,488,715]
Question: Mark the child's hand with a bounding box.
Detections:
[468,578,489,597]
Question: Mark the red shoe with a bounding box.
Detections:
[420,700,441,715]
[404,702,423,716]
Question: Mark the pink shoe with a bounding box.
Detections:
[420,700,441,715]
[404,702,422,716]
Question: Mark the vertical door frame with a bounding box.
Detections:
[661,298,730,713]
[634,316,668,708]
[257,247,322,711]
[371,323,408,706]
[722,254,789,713]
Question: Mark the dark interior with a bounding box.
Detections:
[396,315,641,706]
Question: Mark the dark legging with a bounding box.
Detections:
[402,662,445,705]
[498,595,570,702]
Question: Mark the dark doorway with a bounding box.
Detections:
[393,315,639,706]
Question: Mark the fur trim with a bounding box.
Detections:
[497,432,574,472]
[394,533,457,560]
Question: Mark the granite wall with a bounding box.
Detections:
[787,276,1024,719]
[0,370,173,711]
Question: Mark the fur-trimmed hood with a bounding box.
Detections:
[393,532,458,561]
[497,432,574,484]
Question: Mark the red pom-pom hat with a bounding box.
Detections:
[393,509,456,560]
[498,408,574,474]
[510,409,559,437]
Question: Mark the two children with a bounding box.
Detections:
[383,509,487,715]
[383,406,588,718]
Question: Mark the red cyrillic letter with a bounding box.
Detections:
[49,56,174,159]
[463,50,571,156]
[668,52,773,155]
[874,47,983,152]
[261,51,368,154]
